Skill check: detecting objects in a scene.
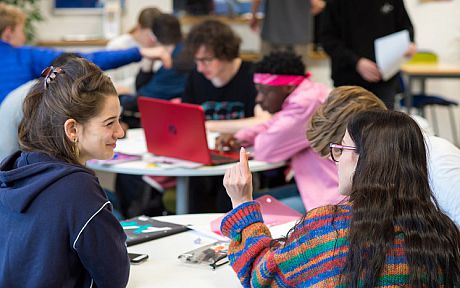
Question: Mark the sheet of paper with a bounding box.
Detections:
[375,30,410,81]
[114,128,148,155]
[143,154,204,169]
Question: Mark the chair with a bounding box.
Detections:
[400,51,459,145]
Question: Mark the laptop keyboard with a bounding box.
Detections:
[210,152,239,164]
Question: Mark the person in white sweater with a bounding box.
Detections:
[412,115,460,226]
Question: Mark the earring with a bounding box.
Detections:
[73,138,80,158]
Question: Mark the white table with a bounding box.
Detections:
[87,129,286,214]
[126,214,294,288]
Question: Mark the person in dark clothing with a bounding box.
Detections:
[183,19,257,123]
[116,14,193,218]
[183,60,256,120]
[182,20,261,212]
[136,13,191,100]
[0,57,129,287]
[321,0,417,109]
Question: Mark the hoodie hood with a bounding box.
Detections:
[0,151,90,213]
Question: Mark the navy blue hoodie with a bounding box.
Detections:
[0,152,129,287]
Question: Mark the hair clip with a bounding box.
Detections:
[41,66,65,89]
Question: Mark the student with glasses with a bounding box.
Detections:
[0,3,171,105]
[221,110,460,287]
[183,19,270,134]
[0,57,129,287]
[218,83,388,213]
[182,19,268,212]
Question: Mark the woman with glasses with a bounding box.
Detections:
[220,110,460,287]
[0,57,129,287]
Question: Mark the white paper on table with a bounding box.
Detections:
[375,30,410,81]
[143,154,204,169]
[114,129,147,155]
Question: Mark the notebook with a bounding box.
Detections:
[210,195,303,235]
[137,97,240,165]
[121,215,190,246]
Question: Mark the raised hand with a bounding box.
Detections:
[223,147,253,208]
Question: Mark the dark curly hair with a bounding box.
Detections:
[185,20,241,61]
[255,51,305,75]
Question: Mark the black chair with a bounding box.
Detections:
[399,58,458,145]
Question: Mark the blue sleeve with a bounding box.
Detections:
[79,47,142,70]
[28,47,64,78]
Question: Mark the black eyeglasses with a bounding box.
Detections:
[329,143,356,162]
[41,66,64,89]
[194,56,215,66]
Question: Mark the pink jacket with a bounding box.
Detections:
[235,79,345,211]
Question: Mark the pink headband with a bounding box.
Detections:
[253,72,311,86]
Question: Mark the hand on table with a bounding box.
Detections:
[223,147,253,208]
[356,58,381,83]
[215,134,241,151]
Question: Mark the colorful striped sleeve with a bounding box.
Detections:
[221,201,277,287]
[221,202,353,287]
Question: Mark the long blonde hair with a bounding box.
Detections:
[307,86,387,157]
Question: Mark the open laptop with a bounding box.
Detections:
[137,97,241,166]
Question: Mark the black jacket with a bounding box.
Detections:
[321,0,414,87]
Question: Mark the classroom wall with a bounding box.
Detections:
[33,0,460,143]
[405,0,460,143]
[34,0,172,40]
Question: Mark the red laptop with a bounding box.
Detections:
[137,97,240,165]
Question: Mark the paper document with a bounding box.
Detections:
[375,30,410,81]
[143,154,204,169]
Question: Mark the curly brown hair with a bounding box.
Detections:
[185,20,241,61]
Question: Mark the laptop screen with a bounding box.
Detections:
[138,97,213,164]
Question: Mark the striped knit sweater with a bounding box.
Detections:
[220,201,410,287]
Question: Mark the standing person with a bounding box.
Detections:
[106,7,162,94]
[221,110,460,287]
[0,58,129,287]
[250,0,326,66]
[321,0,416,109]
[0,3,171,104]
